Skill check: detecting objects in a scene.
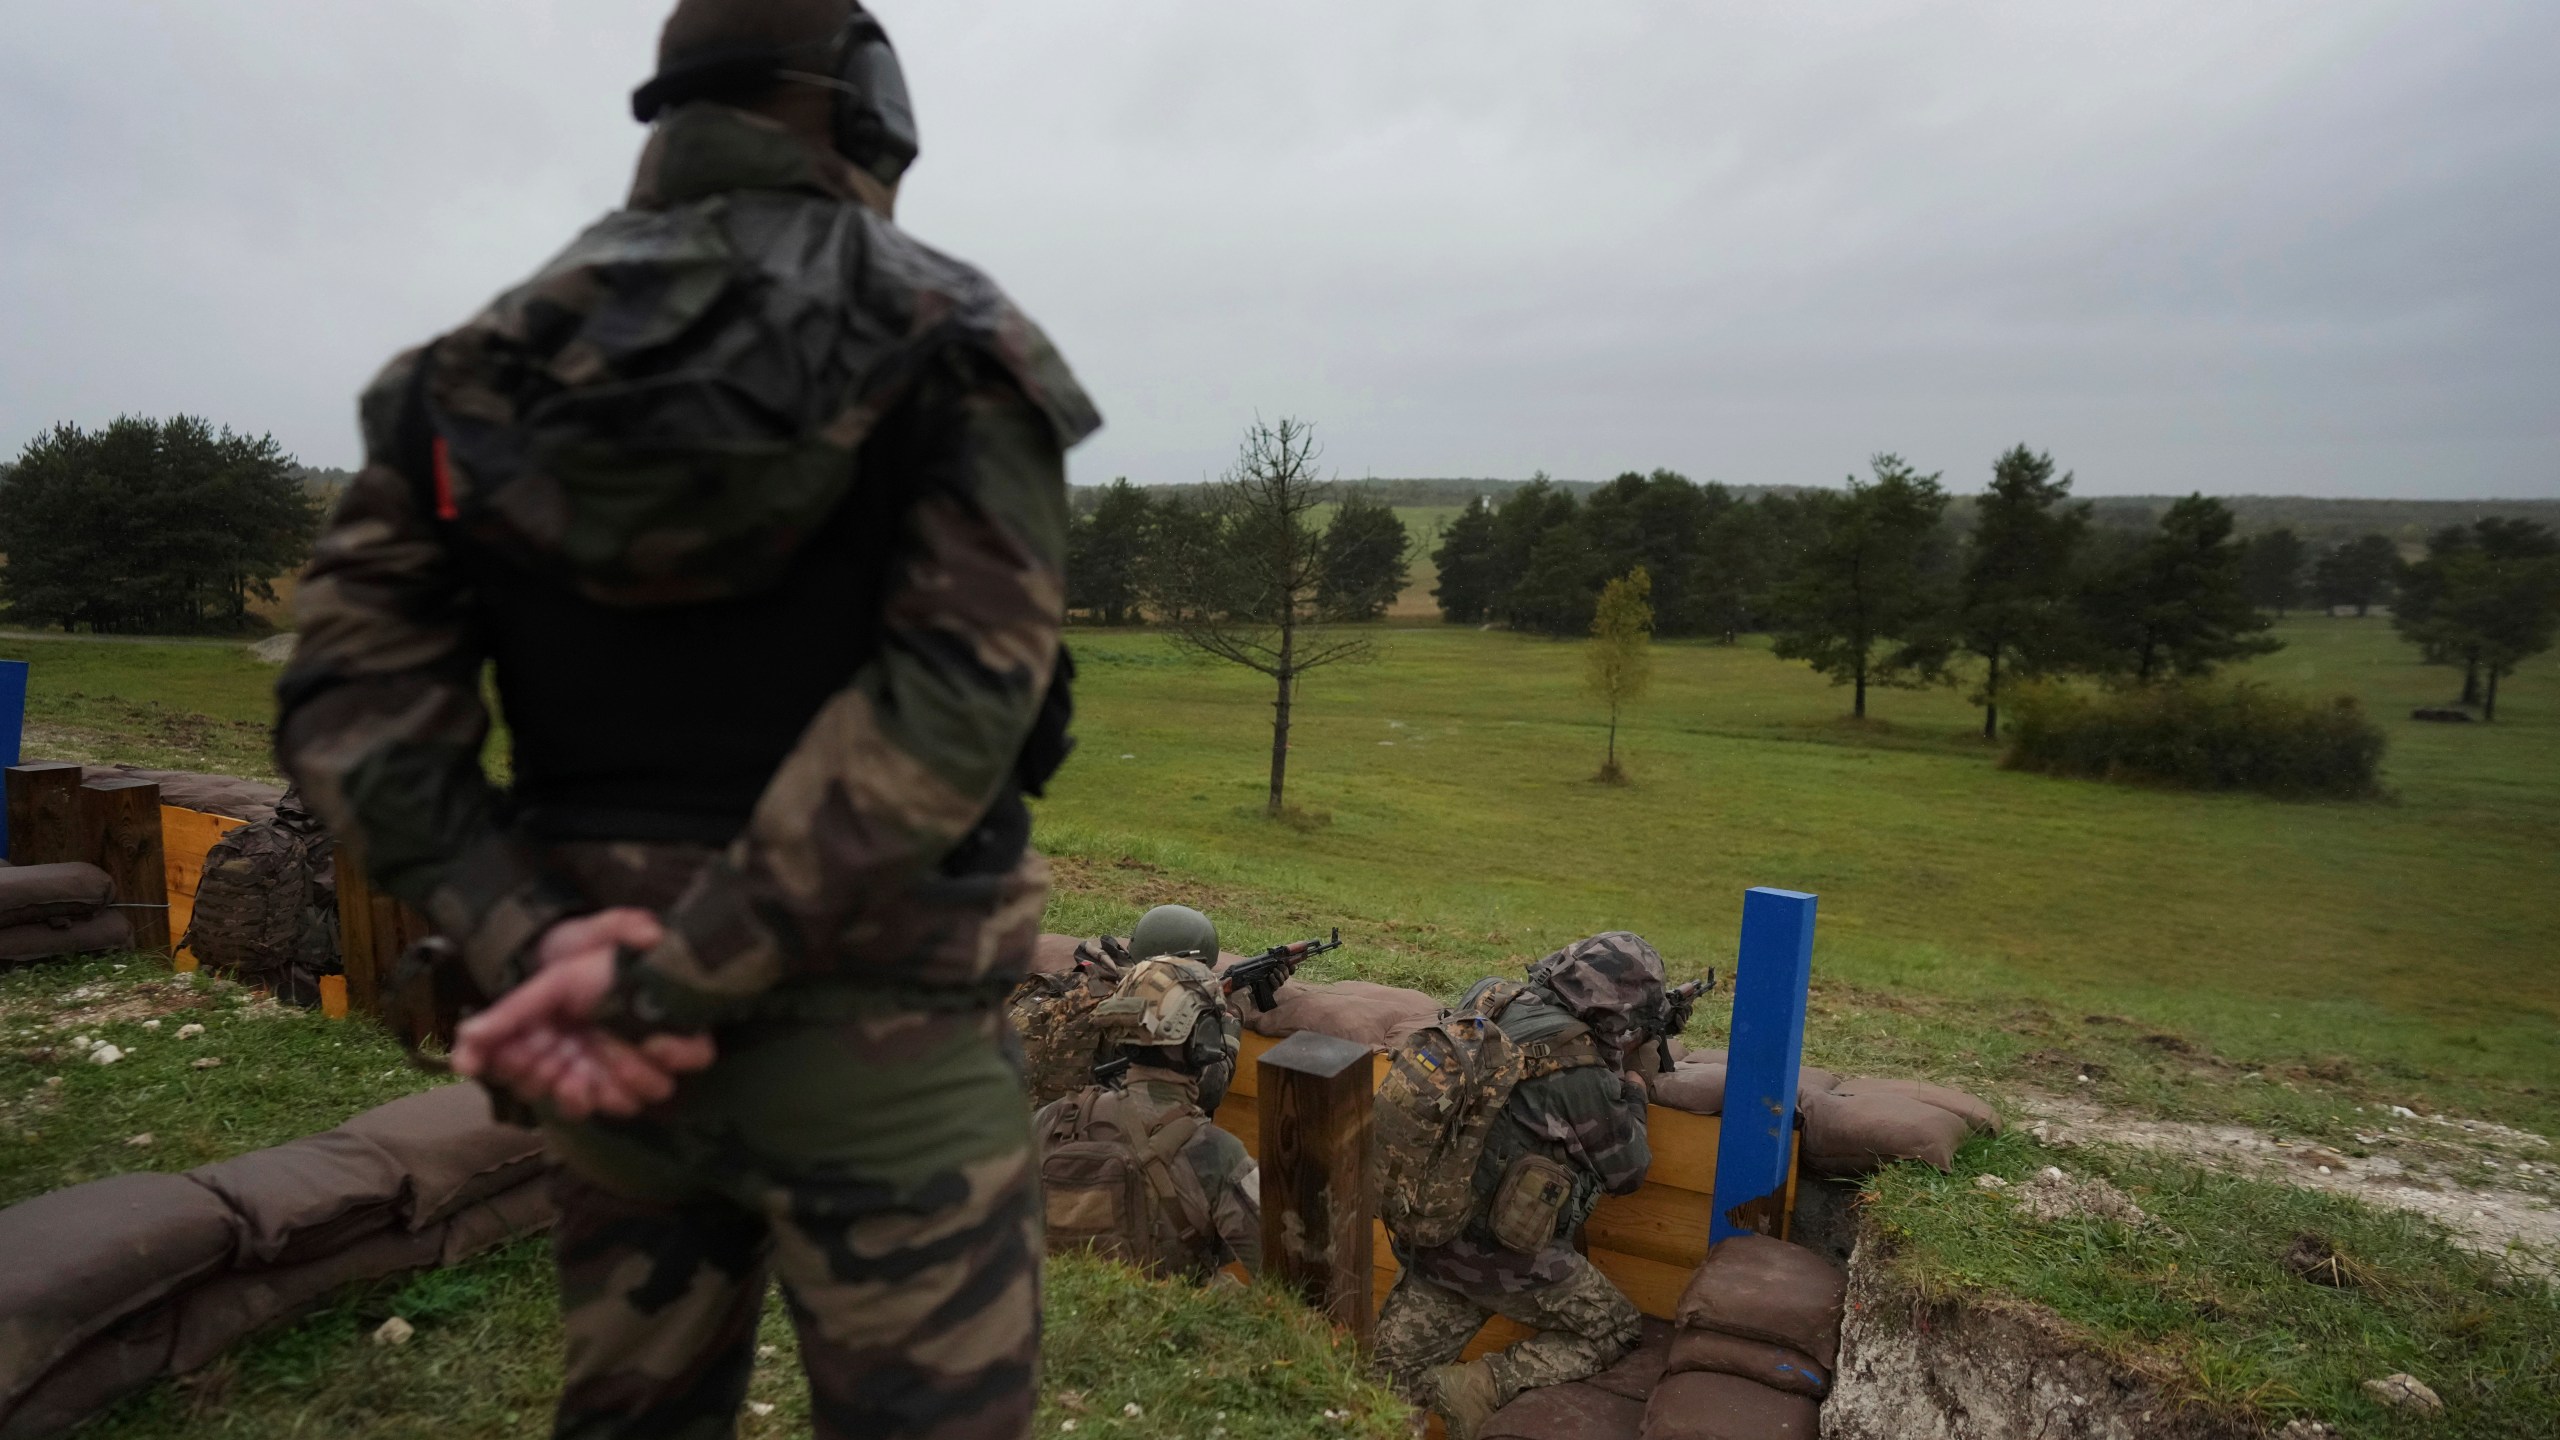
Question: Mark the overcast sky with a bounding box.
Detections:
[3,2,2554,498]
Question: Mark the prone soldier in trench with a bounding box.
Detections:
[274,1,1096,1435]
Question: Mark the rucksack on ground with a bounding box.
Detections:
[180,792,338,1006]
[1037,1088,1215,1278]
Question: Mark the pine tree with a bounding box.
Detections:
[1957,446,2088,739]
[1066,477,1153,625]
[2080,495,2281,682]
[2240,528,2308,614]
[1770,455,1954,718]
[1430,497,1500,623]
[1315,493,1410,621]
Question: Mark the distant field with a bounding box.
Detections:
[1039,616,2560,1138]
[5,613,2555,1138]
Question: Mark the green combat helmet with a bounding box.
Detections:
[1128,904,1219,963]
[1093,957,1243,1110]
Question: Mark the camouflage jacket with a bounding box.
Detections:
[276,103,1096,1030]
[1406,984,1651,1293]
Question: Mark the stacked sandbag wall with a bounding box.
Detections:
[0,864,131,964]
[0,1084,551,1438]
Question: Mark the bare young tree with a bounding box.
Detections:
[1153,417,1371,815]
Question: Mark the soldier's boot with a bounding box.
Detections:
[1427,1359,1504,1440]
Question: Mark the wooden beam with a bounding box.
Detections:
[79,777,170,954]
[1710,887,1817,1243]
[334,847,381,1019]
[1256,1029,1377,1347]
[5,762,87,868]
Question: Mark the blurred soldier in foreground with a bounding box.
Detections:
[1032,952,1262,1282]
[1010,903,1221,1106]
[1372,933,1667,1439]
[274,0,1095,1434]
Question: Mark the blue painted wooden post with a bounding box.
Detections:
[0,660,25,860]
[1709,886,1818,1244]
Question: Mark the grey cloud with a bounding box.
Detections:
[2,1,2552,498]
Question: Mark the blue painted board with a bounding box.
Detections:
[1708,886,1817,1244]
[0,659,23,860]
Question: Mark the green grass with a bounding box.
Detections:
[5,960,1402,1440]
[8,610,2557,1435]
[0,958,434,1207]
[1038,616,2559,1141]
[1870,1134,2560,1437]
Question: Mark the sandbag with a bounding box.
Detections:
[0,865,113,929]
[1483,1380,1648,1440]
[1585,1318,1673,1402]
[1030,932,1084,976]
[1672,1234,1846,1370]
[1664,1329,1829,1399]
[0,1173,240,1421]
[1824,1076,2000,1135]
[186,1131,408,1267]
[1798,1088,1971,1179]
[1796,1066,1839,1096]
[1637,1372,1820,1440]
[79,766,283,824]
[334,1083,546,1229]
[0,912,133,964]
[1238,979,1438,1050]
[1651,1062,1726,1115]
[7,1176,556,1439]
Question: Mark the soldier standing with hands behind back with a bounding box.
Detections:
[275,2,1096,1435]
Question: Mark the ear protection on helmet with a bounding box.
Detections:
[631,4,919,187]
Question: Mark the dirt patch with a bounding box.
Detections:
[5,974,223,1033]
[1827,1224,2253,1440]
[2018,1093,2560,1269]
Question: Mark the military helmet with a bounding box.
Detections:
[1128,904,1220,963]
[1528,932,1670,1041]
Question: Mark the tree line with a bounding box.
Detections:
[1430,451,2304,736]
[0,416,321,634]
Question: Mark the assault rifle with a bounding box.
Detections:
[1219,928,1342,1013]
[1650,973,1716,1073]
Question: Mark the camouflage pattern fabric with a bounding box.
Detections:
[1524,931,1671,1050]
[1032,1066,1259,1279]
[1371,1253,1642,1412]
[277,101,1087,1025]
[537,840,1039,1440]
[1404,982,1652,1294]
[274,97,1091,1440]
[1005,937,1127,1107]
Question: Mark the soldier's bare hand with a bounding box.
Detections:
[453,911,716,1117]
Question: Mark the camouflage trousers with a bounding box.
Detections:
[534,841,1043,1440]
[1370,1254,1642,1413]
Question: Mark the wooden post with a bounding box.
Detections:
[1710,887,1817,1243]
[79,777,170,954]
[6,762,87,868]
[334,847,381,1018]
[1257,1028,1376,1347]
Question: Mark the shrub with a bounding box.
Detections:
[2000,679,2385,798]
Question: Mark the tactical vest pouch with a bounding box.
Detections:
[1372,1013,1526,1249]
[1487,1153,1575,1254]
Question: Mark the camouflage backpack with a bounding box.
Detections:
[1372,980,1603,1249]
[1007,936,1131,1107]
[180,791,339,1007]
[1036,1087,1215,1279]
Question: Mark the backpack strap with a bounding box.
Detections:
[1132,1107,1215,1248]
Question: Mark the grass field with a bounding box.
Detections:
[4,609,2555,1435]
